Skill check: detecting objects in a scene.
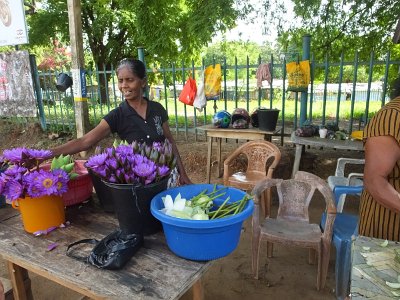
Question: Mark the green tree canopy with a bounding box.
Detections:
[27,0,240,70]
[255,0,400,62]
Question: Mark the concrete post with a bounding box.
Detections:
[137,47,149,98]
[67,0,90,157]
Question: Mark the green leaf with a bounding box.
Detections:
[64,162,75,173]
[69,173,79,180]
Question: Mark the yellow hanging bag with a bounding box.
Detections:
[204,64,222,100]
[286,60,310,92]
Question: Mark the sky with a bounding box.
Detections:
[211,0,295,46]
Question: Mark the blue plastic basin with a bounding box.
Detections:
[150,184,254,261]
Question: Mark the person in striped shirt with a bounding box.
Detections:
[360,77,400,241]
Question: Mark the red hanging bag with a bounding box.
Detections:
[179,77,197,106]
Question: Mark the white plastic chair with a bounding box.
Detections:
[327,158,364,212]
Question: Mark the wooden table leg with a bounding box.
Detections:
[206,136,213,184]
[191,279,204,300]
[7,262,33,300]
[216,138,222,178]
[264,134,272,142]
[291,144,303,178]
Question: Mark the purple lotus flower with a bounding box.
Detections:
[3,179,24,201]
[26,149,52,161]
[115,144,134,156]
[144,173,156,185]
[134,160,157,182]
[105,157,118,170]
[85,153,108,169]
[86,139,174,186]
[25,170,63,197]
[158,165,170,177]
[0,147,72,201]
[4,166,27,181]
[51,169,69,195]
[152,142,163,152]
[3,148,26,164]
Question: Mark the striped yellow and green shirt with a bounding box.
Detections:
[359,96,400,241]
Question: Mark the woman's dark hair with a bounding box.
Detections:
[116,58,146,79]
[390,76,400,100]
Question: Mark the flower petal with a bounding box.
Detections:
[164,194,174,210]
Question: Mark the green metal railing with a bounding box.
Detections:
[31,52,400,143]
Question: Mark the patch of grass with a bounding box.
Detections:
[40,97,383,132]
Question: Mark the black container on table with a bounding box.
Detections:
[88,170,115,213]
[0,165,7,208]
[103,177,169,236]
[257,108,280,131]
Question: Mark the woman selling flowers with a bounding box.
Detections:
[51,58,191,186]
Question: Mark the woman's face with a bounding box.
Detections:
[117,66,146,101]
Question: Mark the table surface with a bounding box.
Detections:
[0,202,211,300]
[197,124,280,137]
[290,132,364,151]
[351,236,400,299]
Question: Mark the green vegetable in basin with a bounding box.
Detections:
[160,185,250,220]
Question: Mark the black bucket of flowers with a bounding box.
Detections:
[0,156,8,208]
[85,139,176,236]
[103,177,169,235]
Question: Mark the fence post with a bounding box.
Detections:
[137,47,149,99]
[29,55,47,131]
[300,34,311,126]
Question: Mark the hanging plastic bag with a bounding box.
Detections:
[193,72,206,112]
[204,64,221,100]
[286,60,310,92]
[179,77,197,106]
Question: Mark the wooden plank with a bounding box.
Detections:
[0,203,211,300]
[7,263,33,300]
[197,124,280,137]
[0,206,19,223]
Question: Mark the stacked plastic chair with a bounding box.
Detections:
[320,185,363,300]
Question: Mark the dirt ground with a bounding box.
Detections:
[0,121,365,300]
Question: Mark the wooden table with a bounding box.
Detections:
[351,236,400,299]
[290,132,364,178]
[197,125,281,183]
[0,202,212,300]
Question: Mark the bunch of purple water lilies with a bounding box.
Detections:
[85,139,176,186]
[0,148,69,201]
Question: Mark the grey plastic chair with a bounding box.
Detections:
[327,158,364,212]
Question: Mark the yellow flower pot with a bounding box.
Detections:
[12,195,65,233]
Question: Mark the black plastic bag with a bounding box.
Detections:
[295,125,318,137]
[66,229,143,270]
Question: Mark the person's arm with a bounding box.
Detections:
[162,122,192,185]
[364,135,400,213]
[51,120,111,157]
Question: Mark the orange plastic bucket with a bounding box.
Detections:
[12,195,65,233]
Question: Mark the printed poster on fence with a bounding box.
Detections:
[0,51,36,117]
[0,0,29,47]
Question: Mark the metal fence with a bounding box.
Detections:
[32,52,400,142]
